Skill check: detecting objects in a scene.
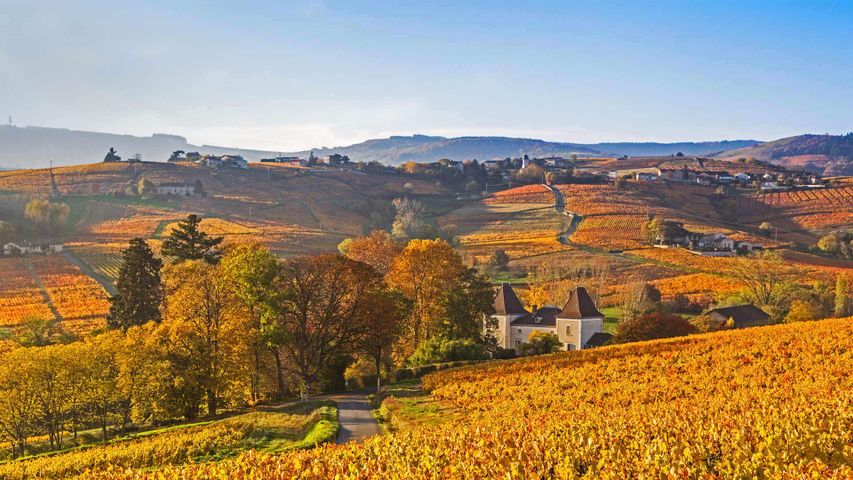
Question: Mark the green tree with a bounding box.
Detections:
[108,238,163,329]
[518,331,562,356]
[731,250,798,312]
[220,244,283,402]
[14,317,74,346]
[160,214,223,264]
[489,250,510,271]
[440,268,496,341]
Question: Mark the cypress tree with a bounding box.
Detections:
[160,214,223,264]
[108,238,163,329]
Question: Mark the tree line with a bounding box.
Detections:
[0,215,497,457]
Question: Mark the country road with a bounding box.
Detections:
[333,393,380,443]
[544,184,583,245]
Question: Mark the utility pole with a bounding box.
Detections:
[7,116,12,126]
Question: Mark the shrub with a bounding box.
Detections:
[613,312,696,343]
[408,338,489,366]
[517,332,562,356]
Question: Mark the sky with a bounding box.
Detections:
[1,0,851,151]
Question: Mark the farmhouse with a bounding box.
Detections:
[156,182,195,196]
[491,284,611,351]
[705,305,770,329]
[3,242,63,256]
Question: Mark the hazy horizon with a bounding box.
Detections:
[2,1,851,151]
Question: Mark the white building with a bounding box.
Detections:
[156,182,195,196]
[490,284,611,352]
[3,242,63,256]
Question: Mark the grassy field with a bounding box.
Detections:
[0,400,337,479]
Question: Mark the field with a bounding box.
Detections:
[92,317,853,479]
[439,186,571,267]
[737,186,853,232]
[0,255,109,333]
[0,401,337,480]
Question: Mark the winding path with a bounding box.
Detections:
[333,393,380,443]
[544,184,583,246]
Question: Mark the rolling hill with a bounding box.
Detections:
[716,133,853,176]
[0,125,759,169]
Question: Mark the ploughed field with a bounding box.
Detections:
[94,317,852,479]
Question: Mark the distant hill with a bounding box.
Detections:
[715,133,853,176]
[0,125,760,169]
[0,125,281,169]
[284,135,760,165]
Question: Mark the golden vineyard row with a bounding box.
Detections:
[93,317,852,479]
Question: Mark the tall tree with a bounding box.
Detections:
[108,238,164,329]
[836,274,851,317]
[160,214,223,264]
[386,239,465,359]
[272,254,380,393]
[440,268,496,341]
[357,289,408,392]
[23,198,70,234]
[220,244,282,402]
[161,261,247,417]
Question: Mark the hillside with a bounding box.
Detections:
[716,133,853,175]
[0,125,282,169]
[284,135,759,165]
[95,317,853,479]
[0,125,759,169]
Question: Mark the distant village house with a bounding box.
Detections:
[3,242,64,256]
[156,182,195,196]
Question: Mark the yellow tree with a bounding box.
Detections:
[162,261,250,418]
[0,349,39,457]
[386,239,465,359]
[344,230,403,276]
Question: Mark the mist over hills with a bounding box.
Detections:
[0,124,764,169]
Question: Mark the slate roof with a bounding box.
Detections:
[558,287,603,319]
[510,307,562,327]
[584,332,613,348]
[706,305,770,328]
[493,283,528,315]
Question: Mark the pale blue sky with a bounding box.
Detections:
[1,0,851,150]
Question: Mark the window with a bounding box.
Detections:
[517,328,522,334]
[567,344,575,351]
[515,340,521,347]
[565,325,571,335]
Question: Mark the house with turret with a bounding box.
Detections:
[490,283,612,351]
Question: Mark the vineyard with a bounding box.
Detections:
[0,255,109,333]
[0,402,337,480]
[738,186,853,231]
[91,317,853,479]
[439,190,572,265]
[0,258,55,325]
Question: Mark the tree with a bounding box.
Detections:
[620,282,661,322]
[0,351,39,457]
[613,312,695,343]
[784,299,822,323]
[168,150,185,162]
[271,254,380,393]
[731,250,798,312]
[689,314,725,333]
[79,332,123,441]
[193,180,206,198]
[518,332,562,356]
[391,197,434,241]
[138,178,155,196]
[24,198,70,233]
[440,268,495,341]
[489,250,510,271]
[220,244,282,402]
[161,261,247,417]
[513,165,545,185]
[14,317,74,346]
[103,147,121,162]
[161,214,223,264]
[759,222,773,237]
[343,230,403,276]
[357,289,407,391]
[834,275,851,317]
[408,337,489,365]
[0,220,15,245]
[108,238,163,329]
[386,239,465,359]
